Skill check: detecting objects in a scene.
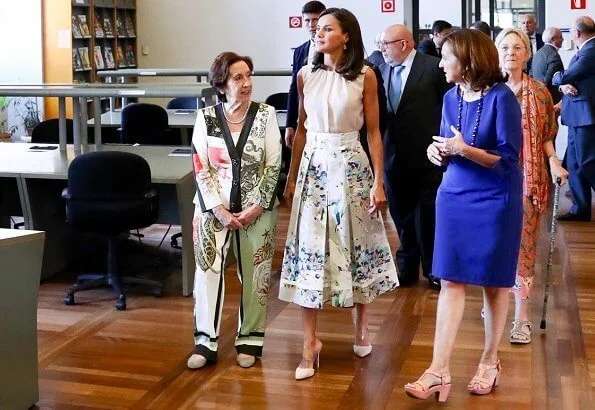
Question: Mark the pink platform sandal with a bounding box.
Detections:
[404,371,452,402]
[467,360,501,395]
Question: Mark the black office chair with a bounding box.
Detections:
[62,151,163,310]
[265,92,288,111]
[135,101,188,250]
[166,97,204,110]
[121,103,181,145]
[31,118,75,144]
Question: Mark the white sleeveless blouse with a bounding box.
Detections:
[301,64,368,134]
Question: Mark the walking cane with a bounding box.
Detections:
[540,177,562,330]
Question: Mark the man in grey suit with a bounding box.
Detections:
[378,24,451,289]
[532,27,564,103]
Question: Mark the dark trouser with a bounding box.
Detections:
[566,124,595,218]
[384,167,441,283]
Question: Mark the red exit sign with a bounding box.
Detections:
[571,0,586,9]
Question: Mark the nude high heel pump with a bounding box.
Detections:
[295,349,321,380]
[353,344,373,357]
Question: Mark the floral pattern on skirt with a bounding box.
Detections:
[279,131,399,308]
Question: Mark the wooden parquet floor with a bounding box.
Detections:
[35,190,594,409]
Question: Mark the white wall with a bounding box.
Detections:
[0,0,43,135]
[137,0,405,101]
[419,0,461,29]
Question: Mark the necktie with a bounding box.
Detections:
[389,65,405,112]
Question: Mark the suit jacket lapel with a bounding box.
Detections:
[381,64,391,107]
[397,54,425,112]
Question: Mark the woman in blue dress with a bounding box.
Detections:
[404,29,523,402]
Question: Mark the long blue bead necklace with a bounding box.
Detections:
[457,85,484,147]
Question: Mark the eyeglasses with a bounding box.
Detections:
[378,39,406,48]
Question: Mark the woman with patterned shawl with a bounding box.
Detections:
[496,28,568,344]
[187,52,282,369]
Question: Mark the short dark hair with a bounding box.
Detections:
[208,52,254,103]
[312,8,364,81]
[432,20,452,34]
[443,29,506,91]
[302,1,325,14]
[471,21,491,37]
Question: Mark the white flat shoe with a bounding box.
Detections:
[237,353,256,368]
[295,351,320,380]
[187,354,207,369]
[353,344,373,358]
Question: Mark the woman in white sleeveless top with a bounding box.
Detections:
[279,8,399,380]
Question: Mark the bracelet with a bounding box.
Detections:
[548,154,558,161]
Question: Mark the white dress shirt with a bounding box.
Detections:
[307,40,316,65]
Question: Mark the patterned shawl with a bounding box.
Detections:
[518,74,558,213]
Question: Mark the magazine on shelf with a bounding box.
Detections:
[78,47,91,70]
[72,15,82,38]
[125,45,136,67]
[77,15,91,38]
[94,14,104,38]
[116,15,127,37]
[94,46,105,70]
[104,46,115,69]
[116,45,127,67]
[125,15,136,37]
[73,48,83,71]
[103,16,114,37]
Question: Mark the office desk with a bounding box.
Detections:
[0,143,196,295]
[0,229,45,409]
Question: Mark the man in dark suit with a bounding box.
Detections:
[418,20,452,59]
[284,1,325,149]
[553,16,595,221]
[520,14,544,74]
[378,24,452,289]
[532,27,564,103]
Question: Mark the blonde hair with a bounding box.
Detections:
[495,27,532,59]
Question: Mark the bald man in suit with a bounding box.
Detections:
[378,24,452,289]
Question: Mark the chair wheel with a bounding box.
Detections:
[64,294,75,305]
[115,295,126,311]
[152,288,164,298]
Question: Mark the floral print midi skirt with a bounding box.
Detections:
[279,131,399,308]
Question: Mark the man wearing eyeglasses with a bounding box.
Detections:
[378,24,451,290]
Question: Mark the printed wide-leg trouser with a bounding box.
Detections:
[192,207,276,361]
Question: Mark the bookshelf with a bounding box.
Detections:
[71,0,137,110]
[71,0,93,83]
[42,0,138,117]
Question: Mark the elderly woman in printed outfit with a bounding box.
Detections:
[495,28,567,344]
[187,52,282,370]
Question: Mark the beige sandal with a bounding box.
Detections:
[509,320,532,344]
